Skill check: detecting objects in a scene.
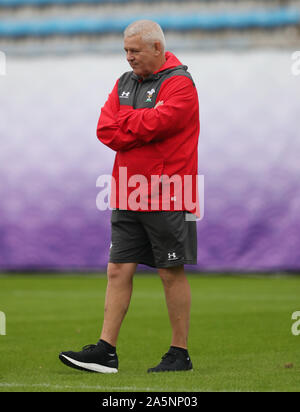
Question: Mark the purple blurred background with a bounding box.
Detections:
[0,51,299,272]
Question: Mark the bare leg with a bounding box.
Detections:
[158,265,191,349]
[100,262,137,347]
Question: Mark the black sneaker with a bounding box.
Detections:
[147,347,193,373]
[59,342,118,373]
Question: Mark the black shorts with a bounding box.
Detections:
[109,209,197,268]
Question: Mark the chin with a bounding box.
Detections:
[134,70,149,79]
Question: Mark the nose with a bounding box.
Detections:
[126,51,134,62]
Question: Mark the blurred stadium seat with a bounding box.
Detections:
[0,0,299,54]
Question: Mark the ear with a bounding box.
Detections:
[153,41,163,56]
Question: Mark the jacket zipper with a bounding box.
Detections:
[132,80,142,109]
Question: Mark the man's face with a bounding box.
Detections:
[124,35,159,79]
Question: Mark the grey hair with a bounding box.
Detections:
[124,20,166,50]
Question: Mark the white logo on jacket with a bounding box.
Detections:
[120,91,130,98]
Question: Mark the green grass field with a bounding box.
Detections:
[0,273,299,392]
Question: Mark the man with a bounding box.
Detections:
[59,20,200,373]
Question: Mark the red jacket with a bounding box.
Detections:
[97,52,200,215]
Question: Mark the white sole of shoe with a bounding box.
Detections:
[60,354,118,373]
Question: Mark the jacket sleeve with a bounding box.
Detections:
[116,76,197,143]
[96,80,145,152]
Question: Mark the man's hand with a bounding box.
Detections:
[154,100,164,109]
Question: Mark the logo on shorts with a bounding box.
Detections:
[168,252,179,261]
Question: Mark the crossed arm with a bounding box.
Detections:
[96,76,196,151]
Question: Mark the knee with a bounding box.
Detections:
[107,263,123,281]
[159,269,176,288]
[106,263,136,283]
[159,266,185,288]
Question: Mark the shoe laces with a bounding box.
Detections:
[82,344,97,352]
[161,351,177,364]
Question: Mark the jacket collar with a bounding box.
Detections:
[131,51,188,82]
